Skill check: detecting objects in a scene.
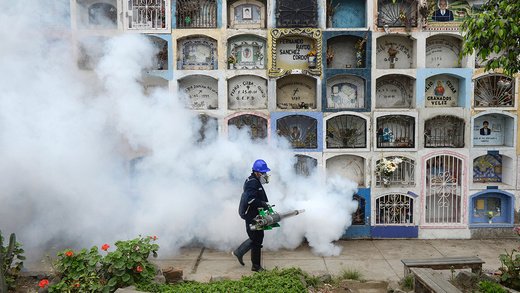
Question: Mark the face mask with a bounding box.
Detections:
[259,173,270,185]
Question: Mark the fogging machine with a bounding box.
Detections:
[249,205,305,231]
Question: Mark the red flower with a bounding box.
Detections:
[74,282,80,288]
[38,279,49,288]
[101,243,110,251]
[136,265,143,273]
[149,235,158,241]
[65,250,74,257]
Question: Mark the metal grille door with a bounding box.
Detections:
[425,155,463,224]
[128,0,167,29]
[176,0,217,28]
[376,193,414,224]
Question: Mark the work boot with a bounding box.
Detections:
[251,247,263,272]
[232,239,252,266]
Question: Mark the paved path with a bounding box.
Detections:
[149,238,519,282]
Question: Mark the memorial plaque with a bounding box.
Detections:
[326,155,364,186]
[179,37,217,70]
[179,76,218,110]
[277,36,315,70]
[376,37,413,69]
[376,75,413,108]
[276,75,316,109]
[326,75,365,109]
[425,75,458,107]
[228,75,267,110]
[473,154,502,183]
[426,36,461,68]
[229,0,265,28]
[228,38,265,69]
[473,115,506,146]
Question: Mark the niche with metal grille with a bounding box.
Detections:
[128,0,167,29]
[375,156,415,187]
[276,115,317,149]
[326,115,366,148]
[377,0,417,28]
[376,115,415,148]
[276,0,318,28]
[176,0,217,28]
[228,114,267,140]
[424,116,464,148]
[425,155,463,224]
[474,74,514,108]
[375,193,414,224]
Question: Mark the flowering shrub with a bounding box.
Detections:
[47,236,159,293]
[375,157,403,185]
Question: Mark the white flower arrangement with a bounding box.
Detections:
[375,157,403,185]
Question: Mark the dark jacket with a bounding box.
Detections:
[432,9,454,22]
[239,173,269,223]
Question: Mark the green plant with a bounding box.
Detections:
[48,235,159,293]
[339,268,362,281]
[478,280,508,293]
[400,274,414,291]
[138,267,312,293]
[498,247,520,290]
[0,231,25,292]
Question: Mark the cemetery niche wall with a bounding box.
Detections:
[275,114,319,150]
[326,75,366,110]
[425,74,459,107]
[177,36,217,70]
[269,28,322,77]
[376,35,414,69]
[227,35,266,70]
[78,0,118,29]
[473,114,515,148]
[227,113,268,140]
[228,0,266,29]
[276,74,317,110]
[276,0,318,28]
[425,35,462,68]
[326,0,366,28]
[326,155,365,186]
[474,74,515,108]
[227,75,267,110]
[178,75,219,110]
[376,74,414,109]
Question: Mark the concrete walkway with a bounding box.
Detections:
[151,239,519,283]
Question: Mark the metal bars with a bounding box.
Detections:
[376,193,413,224]
[425,155,462,224]
[176,0,217,28]
[128,0,166,29]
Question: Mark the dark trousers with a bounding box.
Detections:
[233,220,264,269]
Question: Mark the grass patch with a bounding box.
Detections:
[137,267,318,293]
[399,274,414,291]
[338,268,363,281]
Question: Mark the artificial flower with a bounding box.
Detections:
[38,279,49,288]
[101,243,110,251]
[65,250,74,257]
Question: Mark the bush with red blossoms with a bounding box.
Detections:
[48,236,159,293]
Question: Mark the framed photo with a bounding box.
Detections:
[242,6,252,19]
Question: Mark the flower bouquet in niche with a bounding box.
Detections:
[375,157,403,186]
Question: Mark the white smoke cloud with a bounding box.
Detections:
[0,0,358,263]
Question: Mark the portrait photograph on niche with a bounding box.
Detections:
[427,0,473,24]
[473,117,503,146]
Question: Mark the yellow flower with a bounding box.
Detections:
[307,49,317,57]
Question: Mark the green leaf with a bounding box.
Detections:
[108,278,117,287]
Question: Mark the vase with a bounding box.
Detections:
[488,219,492,224]
[308,56,317,68]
